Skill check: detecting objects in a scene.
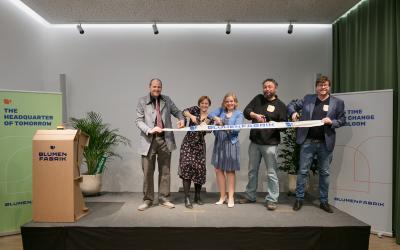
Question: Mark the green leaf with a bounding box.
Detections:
[70,111,131,175]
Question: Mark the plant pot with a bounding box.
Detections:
[80,174,102,195]
[288,174,297,194]
[288,174,310,195]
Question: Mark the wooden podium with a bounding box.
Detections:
[32,129,89,222]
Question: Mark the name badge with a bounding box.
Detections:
[267,105,275,112]
[323,105,329,112]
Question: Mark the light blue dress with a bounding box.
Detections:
[211,117,241,171]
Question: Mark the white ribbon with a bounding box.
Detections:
[162,120,324,132]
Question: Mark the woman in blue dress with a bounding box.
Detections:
[208,92,243,208]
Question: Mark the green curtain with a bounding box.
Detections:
[333,0,400,243]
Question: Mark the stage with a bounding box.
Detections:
[21,192,370,250]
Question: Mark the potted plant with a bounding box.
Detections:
[278,108,317,195]
[70,111,130,195]
[278,126,301,194]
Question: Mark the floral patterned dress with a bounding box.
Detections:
[178,106,211,185]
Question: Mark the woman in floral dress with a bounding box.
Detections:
[179,96,212,209]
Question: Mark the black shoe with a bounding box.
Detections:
[194,194,204,205]
[194,184,204,205]
[266,201,278,211]
[320,202,333,213]
[238,197,256,204]
[293,200,303,211]
[185,196,193,209]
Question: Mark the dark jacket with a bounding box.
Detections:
[243,94,287,145]
[287,94,346,152]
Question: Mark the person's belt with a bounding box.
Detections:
[154,132,165,137]
[305,138,324,143]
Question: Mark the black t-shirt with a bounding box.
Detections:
[306,96,330,140]
[243,94,287,145]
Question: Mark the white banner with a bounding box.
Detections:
[162,120,324,132]
[330,90,393,236]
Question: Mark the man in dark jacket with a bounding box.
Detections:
[287,76,346,213]
[239,79,287,210]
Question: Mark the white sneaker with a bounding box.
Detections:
[137,201,152,211]
[160,201,175,209]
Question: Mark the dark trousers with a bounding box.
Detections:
[141,135,171,202]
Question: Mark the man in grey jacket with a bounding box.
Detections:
[136,78,184,211]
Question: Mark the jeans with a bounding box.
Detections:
[295,140,333,203]
[245,142,279,202]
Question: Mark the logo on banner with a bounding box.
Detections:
[3,98,12,105]
[334,197,384,207]
[4,200,32,207]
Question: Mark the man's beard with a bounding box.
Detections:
[264,92,275,99]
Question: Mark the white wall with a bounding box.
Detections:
[0,1,332,193]
[0,0,46,91]
[41,24,332,193]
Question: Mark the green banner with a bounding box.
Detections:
[0,90,62,234]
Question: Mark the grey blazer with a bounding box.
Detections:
[287,94,346,152]
[135,94,184,156]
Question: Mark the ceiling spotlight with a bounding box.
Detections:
[76,23,84,34]
[288,21,294,34]
[152,22,159,35]
[226,22,231,35]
